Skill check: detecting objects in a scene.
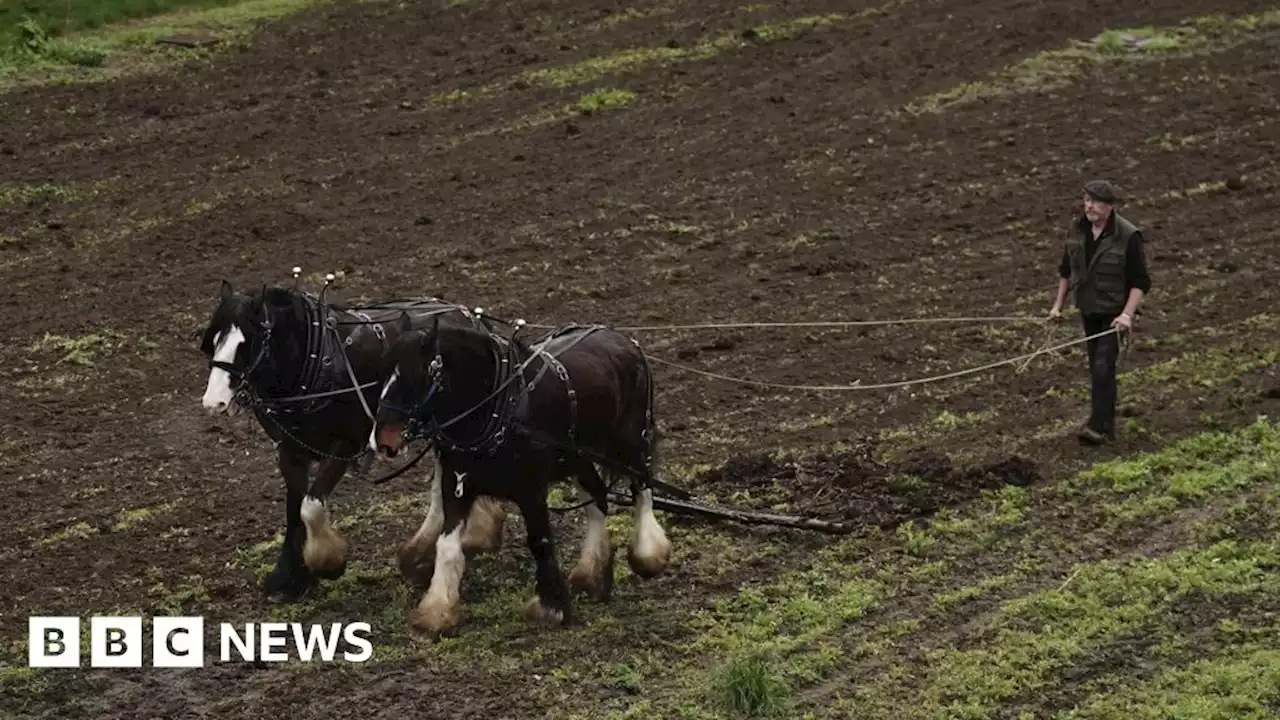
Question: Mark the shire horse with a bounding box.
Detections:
[198,280,507,602]
[370,313,674,635]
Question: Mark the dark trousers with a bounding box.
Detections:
[1082,313,1120,435]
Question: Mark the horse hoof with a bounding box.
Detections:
[312,559,347,581]
[627,533,673,579]
[410,600,463,638]
[263,575,315,604]
[524,596,570,627]
[568,563,614,603]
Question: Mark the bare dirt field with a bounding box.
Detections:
[3,0,1280,717]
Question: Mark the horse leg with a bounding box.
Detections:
[264,443,317,603]
[299,455,352,580]
[519,468,575,627]
[398,454,446,585]
[567,462,615,602]
[460,495,506,555]
[627,474,673,579]
[399,454,507,585]
[409,467,474,637]
[626,358,672,578]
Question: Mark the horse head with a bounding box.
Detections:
[370,312,443,457]
[199,281,309,414]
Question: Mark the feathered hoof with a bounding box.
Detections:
[627,537,672,579]
[524,596,569,627]
[568,546,615,602]
[396,538,436,587]
[409,597,463,638]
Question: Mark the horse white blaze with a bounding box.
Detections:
[412,523,466,634]
[628,487,672,578]
[300,496,348,574]
[202,325,245,414]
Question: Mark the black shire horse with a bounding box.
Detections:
[198,281,508,602]
[369,314,674,636]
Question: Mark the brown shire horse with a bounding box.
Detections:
[369,313,674,636]
[198,281,507,602]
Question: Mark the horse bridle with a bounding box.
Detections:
[207,315,274,396]
[376,354,445,427]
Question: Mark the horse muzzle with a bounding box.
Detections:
[372,425,405,458]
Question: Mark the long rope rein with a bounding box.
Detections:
[642,326,1121,392]
[471,309,1127,393]
[520,315,1048,333]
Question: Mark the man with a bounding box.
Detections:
[1049,180,1152,444]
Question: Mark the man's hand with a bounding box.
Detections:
[1048,305,1063,321]
[1112,312,1133,332]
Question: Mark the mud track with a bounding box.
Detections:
[3,0,1280,716]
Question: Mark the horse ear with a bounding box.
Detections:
[398,311,412,333]
[220,279,233,301]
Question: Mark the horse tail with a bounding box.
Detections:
[637,345,659,486]
[633,349,692,500]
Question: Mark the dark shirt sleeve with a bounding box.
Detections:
[1125,231,1152,294]
[1059,247,1071,279]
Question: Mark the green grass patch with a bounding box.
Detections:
[1062,646,1280,719]
[36,520,98,547]
[713,656,791,717]
[904,539,1280,715]
[528,13,845,88]
[573,88,637,113]
[111,502,175,532]
[0,0,329,90]
[26,329,127,366]
[0,178,114,208]
[1,0,248,43]
[426,10,859,108]
[905,8,1280,113]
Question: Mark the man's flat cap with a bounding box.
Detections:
[1083,179,1119,203]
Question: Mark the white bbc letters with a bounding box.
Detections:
[28,617,80,668]
[153,617,205,668]
[30,616,372,667]
[91,616,143,668]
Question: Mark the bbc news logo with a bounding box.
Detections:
[29,616,373,668]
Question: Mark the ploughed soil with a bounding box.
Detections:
[2,0,1279,716]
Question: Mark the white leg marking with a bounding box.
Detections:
[411,524,466,635]
[628,488,672,579]
[202,325,244,414]
[300,495,348,575]
[568,484,613,598]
